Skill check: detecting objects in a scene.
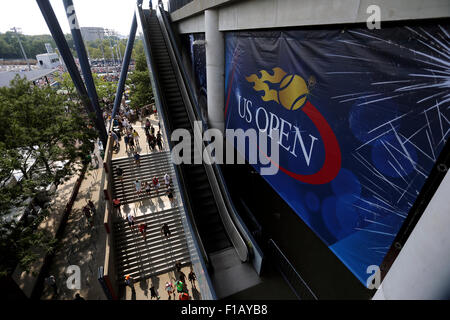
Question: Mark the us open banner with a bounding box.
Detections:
[224,24,450,285]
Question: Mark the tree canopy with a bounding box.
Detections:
[0,76,97,276]
[0,32,130,61]
[128,48,153,111]
[0,32,76,60]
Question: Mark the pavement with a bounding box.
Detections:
[40,157,107,300]
[39,112,204,300]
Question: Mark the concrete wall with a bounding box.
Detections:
[373,169,450,300]
[173,0,450,34]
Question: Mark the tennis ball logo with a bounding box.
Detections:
[278,74,309,110]
[246,67,312,111]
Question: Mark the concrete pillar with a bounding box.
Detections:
[205,9,224,133]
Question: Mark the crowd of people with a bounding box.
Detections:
[124,262,197,300]
[109,105,196,300]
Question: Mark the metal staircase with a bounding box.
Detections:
[111,151,174,205]
[113,206,190,282]
[111,150,190,282]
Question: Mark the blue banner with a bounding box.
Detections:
[224,24,450,285]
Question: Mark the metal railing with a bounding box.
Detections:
[267,239,318,300]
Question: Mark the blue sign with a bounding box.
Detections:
[224,25,450,285]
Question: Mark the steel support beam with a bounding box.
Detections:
[111,12,138,122]
[62,0,108,146]
[36,0,107,146]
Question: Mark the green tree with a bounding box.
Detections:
[128,50,153,112]
[93,73,117,106]
[0,76,97,276]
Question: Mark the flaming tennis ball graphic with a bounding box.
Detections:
[246,67,310,111]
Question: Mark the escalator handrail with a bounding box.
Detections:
[157,3,249,262]
[268,239,318,300]
[135,5,211,270]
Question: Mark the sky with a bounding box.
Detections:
[0,0,167,36]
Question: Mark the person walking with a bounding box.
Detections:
[134,179,142,197]
[83,205,93,227]
[179,292,190,300]
[132,129,140,148]
[128,134,135,153]
[175,279,184,294]
[134,151,141,167]
[148,134,156,152]
[164,173,171,189]
[116,166,124,183]
[88,200,96,216]
[166,188,174,205]
[144,181,152,197]
[156,131,163,151]
[150,124,155,136]
[188,267,197,289]
[124,275,135,292]
[152,176,160,196]
[138,222,148,241]
[127,213,136,230]
[161,223,171,239]
[175,260,182,273]
[179,271,186,284]
[150,284,160,300]
[45,275,58,296]
[123,134,130,152]
[110,131,119,149]
[122,117,129,130]
[113,197,122,215]
[165,281,175,300]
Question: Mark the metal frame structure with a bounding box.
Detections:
[111,11,138,121]
[62,0,108,146]
[36,0,107,147]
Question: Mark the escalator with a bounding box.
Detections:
[135,3,267,299]
[144,11,232,255]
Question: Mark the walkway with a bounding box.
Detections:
[39,150,107,300]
